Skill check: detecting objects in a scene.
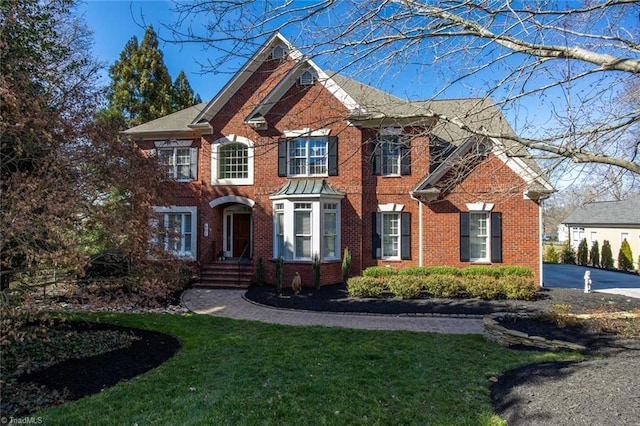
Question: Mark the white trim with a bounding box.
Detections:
[152,206,198,260]
[211,135,254,186]
[222,205,252,258]
[209,195,255,209]
[466,202,494,212]
[418,200,423,267]
[379,203,404,212]
[283,128,331,138]
[154,139,193,148]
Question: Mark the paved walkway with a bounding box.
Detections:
[182,288,484,334]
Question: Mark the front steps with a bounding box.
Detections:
[196,261,254,289]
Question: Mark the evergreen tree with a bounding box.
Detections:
[589,240,600,268]
[561,243,576,265]
[577,238,589,266]
[107,26,200,127]
[618,239,634,271]
[601,240,614,269]
[172,70,202,111]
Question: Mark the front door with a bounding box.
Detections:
[232,213,251,258]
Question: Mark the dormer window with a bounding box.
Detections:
[269,44,287,60]
[299,69,315,86]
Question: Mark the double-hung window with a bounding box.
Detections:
[289,137,327,176]
[278,133,338,177]
[152,206,197,258]
[373,132,411,176]
[154,140,197,182]
[323,203,338,259]
[294,203,313,259]
[460,206,502,263]
[372,205,411,260]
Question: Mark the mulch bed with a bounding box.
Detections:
[245,283,640,316]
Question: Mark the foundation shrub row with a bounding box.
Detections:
[349,265,537,300]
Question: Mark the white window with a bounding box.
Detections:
[152,206,197,258]
[380,137,401,176]
[272,199,341,261]
[323,203,338,259]
[381,213,400,258]
[590,232,597,243]
[621,232,630,243]
[294,203,312,259]
[470,212,489,261]
[158,147,197,181]
[211,136,254,185]
[288,137,327,176]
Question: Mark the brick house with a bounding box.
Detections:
[124,33,553,287]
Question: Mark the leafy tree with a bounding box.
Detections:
[601,240,614,269]
[108,26,201,127]
[172,1,640,178]
[560,243,576,265]
[172,70,202,111]
[589,241,600,268]
[577,238,589,266]
[1,0,101,288]
[618,239,634,272]
[543,245,559,264]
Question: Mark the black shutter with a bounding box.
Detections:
[400,139,411,175]
[328,136,338,176]
[491,212,503,263]
[277,138,287,177]
[460,212,470,262]
[401,212,411,260]
[372,212,381,259]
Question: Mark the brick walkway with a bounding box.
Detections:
[182,288,484,334]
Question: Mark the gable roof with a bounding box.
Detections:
[562,198,640,227]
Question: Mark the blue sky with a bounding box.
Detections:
[79,0,222,100]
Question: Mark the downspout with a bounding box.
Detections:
[410,192,424,267]
[539,200,544,287]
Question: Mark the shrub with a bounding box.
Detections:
[363,266,398,278]
[497,265,534,277]
[543,245,559,263]
[462,275,503,300]
[341,247,352,284]
[399,266,431,276]
[460,266,502,278]
[256,257,265,285]
[387,275,423,299]
[425,266,461,276]
[422,274,464,298]
[589,241,600,268]
[346,276,385,298]
[618,239,634,271]
[275,257,284,294]
[577,238,589,265]
[601,240,614,269]
[561,243,576,264]
[500,276,538,300]
[312,253,321,290]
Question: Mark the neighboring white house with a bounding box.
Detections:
[562,197,640,269]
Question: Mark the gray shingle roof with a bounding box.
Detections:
[562,198,640,226]
[123,102,209,136]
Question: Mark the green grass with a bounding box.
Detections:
[36,313,581,425]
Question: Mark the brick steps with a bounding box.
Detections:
[195,261,254,289]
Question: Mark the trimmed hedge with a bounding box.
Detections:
[346,276,385,298]
[387,275,423,299]
[354,265,537,300]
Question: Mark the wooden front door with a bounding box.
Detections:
[232,213,251,258]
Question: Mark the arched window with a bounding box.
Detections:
[211,135,254,185]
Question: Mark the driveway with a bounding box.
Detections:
[543,263,640,298]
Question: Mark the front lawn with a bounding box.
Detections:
[33,313,579,425]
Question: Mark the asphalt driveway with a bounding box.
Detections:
[543,263,640,298]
